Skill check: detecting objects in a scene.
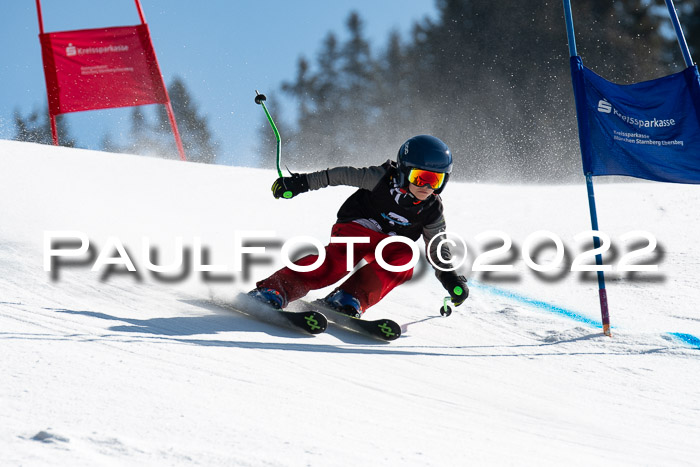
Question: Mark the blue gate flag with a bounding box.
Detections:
[570,56,700,183]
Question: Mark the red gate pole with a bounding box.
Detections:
[134,0,187,161]
[134,0,147,24]
[35,0,60,146]
[48,116,59,146]
[163,102,187,161]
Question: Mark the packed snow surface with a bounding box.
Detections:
[1,140,699,466]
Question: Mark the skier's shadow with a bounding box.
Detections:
[49,300,396,347]
[49,303,310,340]
[45,305,428,353]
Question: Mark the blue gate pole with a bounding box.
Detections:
[584,174,611,336]
[562,0,612,336]
[664,0,694,67]
[562,0,577,57]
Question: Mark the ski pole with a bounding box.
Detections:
[254,90,285,179]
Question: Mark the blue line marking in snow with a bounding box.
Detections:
[470,281,602,328]
[470,282,700,349]
[469,281,700,350]
[667,333,700,350]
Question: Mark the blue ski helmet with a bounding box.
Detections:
[396,135,452,194]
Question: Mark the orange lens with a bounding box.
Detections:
[407,169,445,189]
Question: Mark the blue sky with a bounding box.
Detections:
[0,0,437,166]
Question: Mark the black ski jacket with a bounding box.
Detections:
[305,160,455,274]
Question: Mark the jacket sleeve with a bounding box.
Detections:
[305,164,388,191]
[423,214,461,281]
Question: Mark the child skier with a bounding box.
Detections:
[250,134,468,317]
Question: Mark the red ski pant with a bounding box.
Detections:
[257,222,415,310]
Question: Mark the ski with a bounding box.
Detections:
[277,308,327,335]
[220,296,327,335]
[307,299,401,341]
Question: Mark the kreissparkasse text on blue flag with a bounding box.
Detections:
[570,56,700,184]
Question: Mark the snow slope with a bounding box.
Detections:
[1,139,699,466]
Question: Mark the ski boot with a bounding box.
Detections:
[324,289,363,318]
[248,287,286,310]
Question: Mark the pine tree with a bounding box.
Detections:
[102,77,219,162]
[282,32,346,168]
[13,107,76,147]
[157,77,219,163]
[278,0,674,182]
[373,30,418,152]
[280,56,318,169]
[338,12,375,161]
[125,106,169,156]
[281,13,382,168]
[312,32,346,166]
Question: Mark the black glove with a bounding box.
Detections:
[271,173,309,199]
[438,272,469,306]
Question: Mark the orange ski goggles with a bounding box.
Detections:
[407,168,446,190]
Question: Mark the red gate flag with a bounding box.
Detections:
[39,25,168,115]
[35,0,187,160]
